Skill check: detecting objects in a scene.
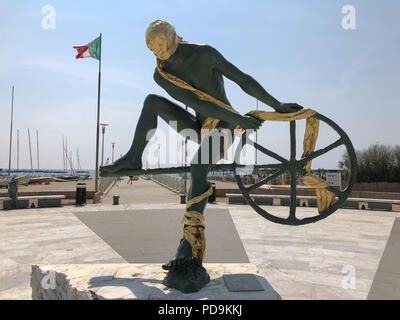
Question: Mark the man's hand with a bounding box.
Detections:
[237,115,263,130]
[275,103,304,114]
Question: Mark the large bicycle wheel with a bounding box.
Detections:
[234,113,357,226]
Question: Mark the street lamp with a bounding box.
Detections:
[100,123,109,167]
[111,142,116,163]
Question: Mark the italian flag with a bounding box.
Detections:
[73,36,101,60]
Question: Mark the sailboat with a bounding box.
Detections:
[55,137,82,181]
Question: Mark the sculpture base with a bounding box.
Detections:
[163,261,210,293]
[31,264,281,300]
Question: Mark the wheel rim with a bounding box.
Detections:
[234,112,357,226]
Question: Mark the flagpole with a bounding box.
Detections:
[8,86,14,175]
[95,33,102,194]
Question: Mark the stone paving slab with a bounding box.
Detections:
[73,209,249,264]
[0,208,126,300]
[368,218,400,300]
[227,204,398,300]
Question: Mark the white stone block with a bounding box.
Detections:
[31,264,281,300]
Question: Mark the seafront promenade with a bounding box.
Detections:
[0,177,399,299]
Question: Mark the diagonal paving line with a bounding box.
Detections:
[368,218,400,300]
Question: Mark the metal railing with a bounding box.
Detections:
[151,174,185,194]
[99,177,117,195]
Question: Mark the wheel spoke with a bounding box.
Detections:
[246,168,287,192]
[254,142,289,164]
[299,138,343,165]
[289,170,297,221]
[290,121,296,161]
[288,122,297,221]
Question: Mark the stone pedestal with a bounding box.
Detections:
[31,264,281,300]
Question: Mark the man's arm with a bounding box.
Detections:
[153,69,261,129]
[209,46,302,113]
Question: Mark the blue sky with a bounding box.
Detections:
[1,0,399,170]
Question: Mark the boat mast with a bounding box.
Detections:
[8,86,14,175]
[76,148,82,172]
[17,129,19,171]
[65,137,69,175]
[63,139,76,176]
[70,150,74,173]
[62,136,66,174]
[28,128,33,171]
[36,130,40,171]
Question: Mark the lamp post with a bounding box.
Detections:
[100,123,109,167]
[111,142,116,163]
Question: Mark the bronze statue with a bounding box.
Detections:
[101,20,305,293]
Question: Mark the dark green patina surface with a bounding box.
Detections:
[100,39,357,293]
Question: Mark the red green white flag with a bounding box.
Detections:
[73,36,101,60]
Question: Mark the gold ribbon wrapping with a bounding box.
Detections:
[157,60,336,214]
[300,117,336,213]
[181,184,213,260]
[157,59,241,132]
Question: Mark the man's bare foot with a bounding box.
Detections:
[162,239,209,293]
[162,259,210,293]
[100,153,142,174]
[162,239,193,271]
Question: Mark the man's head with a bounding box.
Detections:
[145,20,179,60]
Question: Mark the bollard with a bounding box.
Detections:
[76,182,87,205]
[113,195,120,205]
[180,194,186,204]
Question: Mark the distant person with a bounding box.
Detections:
[127,176,135,184]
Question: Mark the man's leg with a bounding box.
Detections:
[164,128,234,268]
[162,130,234,292]
[101,94,200,173]
[162,163,210,271]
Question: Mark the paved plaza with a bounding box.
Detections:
[0,178,399,300]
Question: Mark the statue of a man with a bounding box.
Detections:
[101,20,303,293]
